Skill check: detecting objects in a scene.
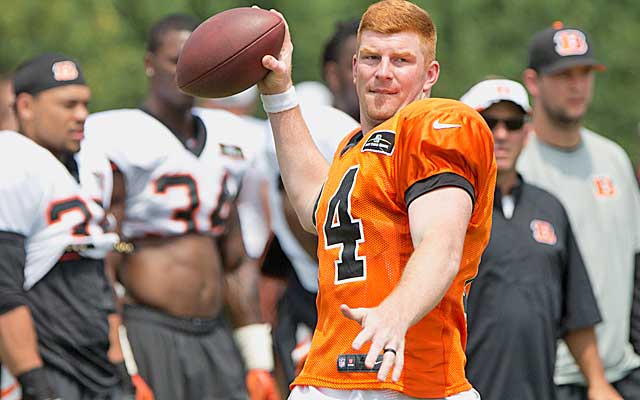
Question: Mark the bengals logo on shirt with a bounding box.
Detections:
[592,175,616,197]
[530,219,557,245]
[553,29,588,56]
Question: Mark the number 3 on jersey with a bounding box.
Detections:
[322,166,366,284]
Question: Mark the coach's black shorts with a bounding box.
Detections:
[123,303,248,400]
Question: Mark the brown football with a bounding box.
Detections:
[176,7,285,98]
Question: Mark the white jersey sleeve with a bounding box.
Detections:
[262,105,359,292]
[76,138,114,209]
[0,131,118,289]
[195,108,272,258]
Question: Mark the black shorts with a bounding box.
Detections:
[123,303,248,400]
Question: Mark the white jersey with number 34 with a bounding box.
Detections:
[84,109,256,240]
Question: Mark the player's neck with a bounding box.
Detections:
[143,97,196,141]
[531,110,582,149]
[496,170,519,196]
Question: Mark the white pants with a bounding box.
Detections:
[0,366,21,400]
[289,385,481,400]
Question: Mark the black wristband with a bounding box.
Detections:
[113,361,135,393]
[16,367,56,400]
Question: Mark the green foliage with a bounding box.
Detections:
[1,0,637,161]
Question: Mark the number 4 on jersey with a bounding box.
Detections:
[323,166,366,284]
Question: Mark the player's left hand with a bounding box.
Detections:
[587,380,623,400]
[340,303,408,382]
[246,369,280,400]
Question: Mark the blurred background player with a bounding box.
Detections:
[321,18,360,121]
[83,14,279,400]
[0,53,140,399]
[0,74,17,130]
[258,1,496,398]
[194,85,272,262]
[258,18,360,391]
[519,23,640,399]
[461,78,621,400]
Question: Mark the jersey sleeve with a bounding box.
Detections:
[0,158,43,236]
[560,214,602,335]
[395,105,495,220]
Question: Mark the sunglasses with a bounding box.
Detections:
[481,116,526,131]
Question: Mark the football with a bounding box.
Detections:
[176,7,285,98]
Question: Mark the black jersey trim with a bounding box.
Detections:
[340,130,363,157]
[311,184,324,229]
[405,172,475,209]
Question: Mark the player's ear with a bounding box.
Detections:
[144,53,155,78]
[522,68,538,98]
[14,92,34,122]
[352,53,357,86]
[421,60,440,96]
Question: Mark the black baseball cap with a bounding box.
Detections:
[527,21,606,75]
[13,53,86,96]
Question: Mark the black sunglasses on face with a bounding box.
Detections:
[481,116,526,131]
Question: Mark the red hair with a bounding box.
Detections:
[358,0,437,61]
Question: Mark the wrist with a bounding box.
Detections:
[234,323,274,371]
[260,86,298,114]
[16,367,57,400]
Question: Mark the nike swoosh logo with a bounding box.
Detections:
[433,119,461,130]
[374,360,383,366]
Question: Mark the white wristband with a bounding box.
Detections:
[260,86,298,114]
[233,323,274,371]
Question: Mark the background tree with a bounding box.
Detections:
[0,0,637,161]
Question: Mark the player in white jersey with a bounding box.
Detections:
[519,23,635,400]
[83,14,278,400]
[0,53,142,400]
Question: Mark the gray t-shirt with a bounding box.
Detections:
[518,128,640,385]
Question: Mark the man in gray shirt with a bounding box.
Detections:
[519,22,640,400]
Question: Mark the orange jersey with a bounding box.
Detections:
[293,98,496,398]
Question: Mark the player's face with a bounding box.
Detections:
[536,65,594,125]
[354,30,439,131]
[146,29,193,109]
[481,101,529,174]
[28,85,90,156]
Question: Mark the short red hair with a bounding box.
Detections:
[358,0,437,62]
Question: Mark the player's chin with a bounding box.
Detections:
[66,140,82,154]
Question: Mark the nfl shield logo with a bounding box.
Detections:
[338,356,346,368]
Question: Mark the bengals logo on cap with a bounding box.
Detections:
[530,219,557,246]
[553,29,589,56]
[51,60,79,82]
[592,175,616,197]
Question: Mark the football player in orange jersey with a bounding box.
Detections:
[256,1,496,399]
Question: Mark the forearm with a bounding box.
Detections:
[268,107,328,232]
[0,306,43,375]
[107,313,124,363]
[565,326,608,386]
[381,231,460,328]
[225,257,262,327]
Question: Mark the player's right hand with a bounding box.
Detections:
[16,367,59,400]
[256,8,294,95]
[340,303,408,383]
